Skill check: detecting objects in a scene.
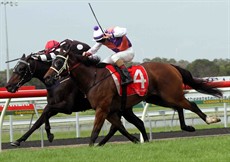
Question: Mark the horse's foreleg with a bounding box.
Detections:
[97,124,118,146]
[11,112,46,147]
[44,111,58,143]
[43,101,69,142]
[90,108,107,146]
[122,109,149,142]
[106,113,139,144]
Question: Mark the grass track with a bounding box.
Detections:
[1,135,230,162]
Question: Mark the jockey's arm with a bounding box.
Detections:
[39,52,56,61]
[32,52,56,61]
[84,42,102,56]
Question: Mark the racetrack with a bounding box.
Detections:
[2,128,230,150]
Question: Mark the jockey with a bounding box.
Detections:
[32,40,60,61]
[84,26,135,85]
[32,39,91,61]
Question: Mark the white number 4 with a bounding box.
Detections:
[133,69,146,88]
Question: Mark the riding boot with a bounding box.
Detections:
[120,66,133,85]
[115,59,133,85]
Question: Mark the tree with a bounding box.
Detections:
[186,59,219,77]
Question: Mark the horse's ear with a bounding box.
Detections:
[22,54,26,58]
[62,46,71,55]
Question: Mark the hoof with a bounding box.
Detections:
[96,143,104,147]
[97,142,105,146]
[48,134,54,143]
[11,141,20,147]
[206,116,221,124]
[181,126,196,132]
[133,137,140,144]
[89,142,94,147]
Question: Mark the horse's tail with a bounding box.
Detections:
[171,65,223,98]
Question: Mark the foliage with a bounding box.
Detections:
[0,58,229,87]
[186,59,219,77]
[142,57,229,77]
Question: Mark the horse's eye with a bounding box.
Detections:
[17,66,26,74]
[54,59,64,69]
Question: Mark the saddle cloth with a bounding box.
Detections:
[106,65,149,96]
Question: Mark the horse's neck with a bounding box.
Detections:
[32,61,50,85]
[70,65,103,94]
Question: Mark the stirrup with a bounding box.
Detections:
[121,78,133,85]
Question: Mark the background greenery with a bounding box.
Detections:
[0,57,229,88]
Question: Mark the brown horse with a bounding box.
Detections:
[6,54,148,146]
[44,48,223,146]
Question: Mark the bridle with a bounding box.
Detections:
[13,58,35,88]
[50,54,70,77]
[50,54,114,93]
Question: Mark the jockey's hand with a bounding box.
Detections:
[104,33,113,39]
[83,52,92,57]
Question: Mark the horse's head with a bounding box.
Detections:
[44,47,100,86]
[44,48,70,86]
[5,54,50,93]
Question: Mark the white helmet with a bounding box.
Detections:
[93,26,104,41]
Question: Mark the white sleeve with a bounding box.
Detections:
[50,52,56,60]
[39,54,48,61]
[113,26,127,37]
[87,42,103,55]
[39,52,56,61]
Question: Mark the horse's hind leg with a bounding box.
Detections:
[177,98,220,124]
[145,95,195,132]
[176,108,195,132]
[189,101,220,124]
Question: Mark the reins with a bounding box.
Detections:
[67,62,115,94]
[52,55,116,94]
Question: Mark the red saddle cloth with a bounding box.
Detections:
[106,65,149,96]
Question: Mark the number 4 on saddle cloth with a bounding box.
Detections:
[106,65,149,96]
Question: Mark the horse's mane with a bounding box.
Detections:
[74,54,101,66]
[60,39,91,56]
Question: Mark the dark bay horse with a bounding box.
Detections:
[44,49,222,146]
[5,45,148,146]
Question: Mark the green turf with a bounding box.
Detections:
[1,135,230,162]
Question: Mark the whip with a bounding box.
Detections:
[88,3,105,35]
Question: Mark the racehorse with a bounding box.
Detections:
[5,42,148,146]
[44,48,222,146]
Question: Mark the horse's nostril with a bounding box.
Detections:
[44,75,54,86]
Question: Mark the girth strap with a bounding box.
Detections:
[114,66,127,111]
